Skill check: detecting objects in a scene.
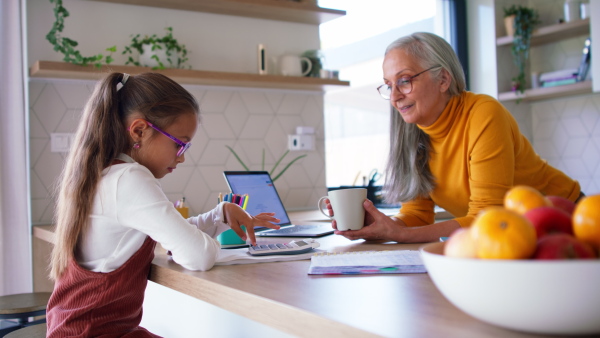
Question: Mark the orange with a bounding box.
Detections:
[470,207,537,259]
[504,185,551,215]
[573,195,600,250]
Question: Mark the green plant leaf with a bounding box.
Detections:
[226,145,250,171]
[270,150,289,176]
[505,5,540,98]
[46,0,116,67]
[121,27,189,69]
[271,155,307,182]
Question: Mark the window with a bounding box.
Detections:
[320,0,450,188]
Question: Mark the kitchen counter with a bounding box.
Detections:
[33,210,541,337]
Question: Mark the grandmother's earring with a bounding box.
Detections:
[133,143,140,149]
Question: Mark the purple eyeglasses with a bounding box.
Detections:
[146,121,191,157]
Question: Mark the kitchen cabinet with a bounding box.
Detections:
[496,17,591,103]
[88,0,345,24]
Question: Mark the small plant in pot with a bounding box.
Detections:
[225,146,306,182]
[122,27,189,69]
[46,0,115,68]
[504,5,541,96]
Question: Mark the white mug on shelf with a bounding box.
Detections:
[318,188,367,231]
[278,54,312,76]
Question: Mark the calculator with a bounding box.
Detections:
[248,239,320,256]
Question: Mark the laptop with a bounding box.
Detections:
[223,171,334,237]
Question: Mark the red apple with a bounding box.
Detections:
[546,195,576,216]
[524,206,573,238]
[533,233,597,259]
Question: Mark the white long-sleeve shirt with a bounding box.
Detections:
[77,154,229,272]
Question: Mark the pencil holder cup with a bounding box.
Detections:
[217,226,247,245]
[176,207,189,218]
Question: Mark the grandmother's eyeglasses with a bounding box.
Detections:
[377,66,441,100]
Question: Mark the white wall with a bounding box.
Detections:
[27,0,320,73]
[466,0,497,97]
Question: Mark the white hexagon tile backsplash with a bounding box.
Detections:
[27,78,600,224]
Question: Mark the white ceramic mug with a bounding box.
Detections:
[318,188,367,231]
[278,54,312,76]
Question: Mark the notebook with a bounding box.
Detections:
[308,250,426,275]
[223,171,334,237]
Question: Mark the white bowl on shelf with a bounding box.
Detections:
[420,242,600,335]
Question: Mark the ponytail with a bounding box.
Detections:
[51,72,198,279]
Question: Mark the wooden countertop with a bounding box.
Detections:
[33,211,536,337]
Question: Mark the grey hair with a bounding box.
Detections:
[383,32,466,203]
[385,32,466,96]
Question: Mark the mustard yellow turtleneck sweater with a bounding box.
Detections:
[395,91,581,228]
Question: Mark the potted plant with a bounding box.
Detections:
[503,5,541,95]
[46,0,115,68]
[226,146,307,182]
[122,27,189,69]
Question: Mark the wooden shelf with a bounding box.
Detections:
[29,61,350,91]
[498,81,592,103]
[497,18,590,47]
[89,0,345,24]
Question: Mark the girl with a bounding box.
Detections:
[46,72,280,337]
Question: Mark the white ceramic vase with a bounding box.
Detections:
[504,15,515,37]
[138,43,167,68]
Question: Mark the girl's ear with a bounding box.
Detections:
[128,118,149,142]
[439,68,452,93]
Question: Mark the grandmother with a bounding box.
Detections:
[332,32,582,243]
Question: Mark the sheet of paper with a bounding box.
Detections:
[308,250,426,275]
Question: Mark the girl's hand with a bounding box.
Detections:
[222,203,280,245]
[334,199,405,242]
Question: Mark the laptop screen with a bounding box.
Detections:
[223,171,292,227]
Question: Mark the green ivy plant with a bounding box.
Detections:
[504,5,541,95]
[46,0,115,68]
[226,146,307,182]
[122,27,189,69]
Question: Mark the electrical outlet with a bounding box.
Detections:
[51,133,74,153]
[288,134,314,151]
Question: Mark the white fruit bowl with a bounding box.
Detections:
[420,242,600,335]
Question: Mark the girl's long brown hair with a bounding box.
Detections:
[50,72,199,280]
